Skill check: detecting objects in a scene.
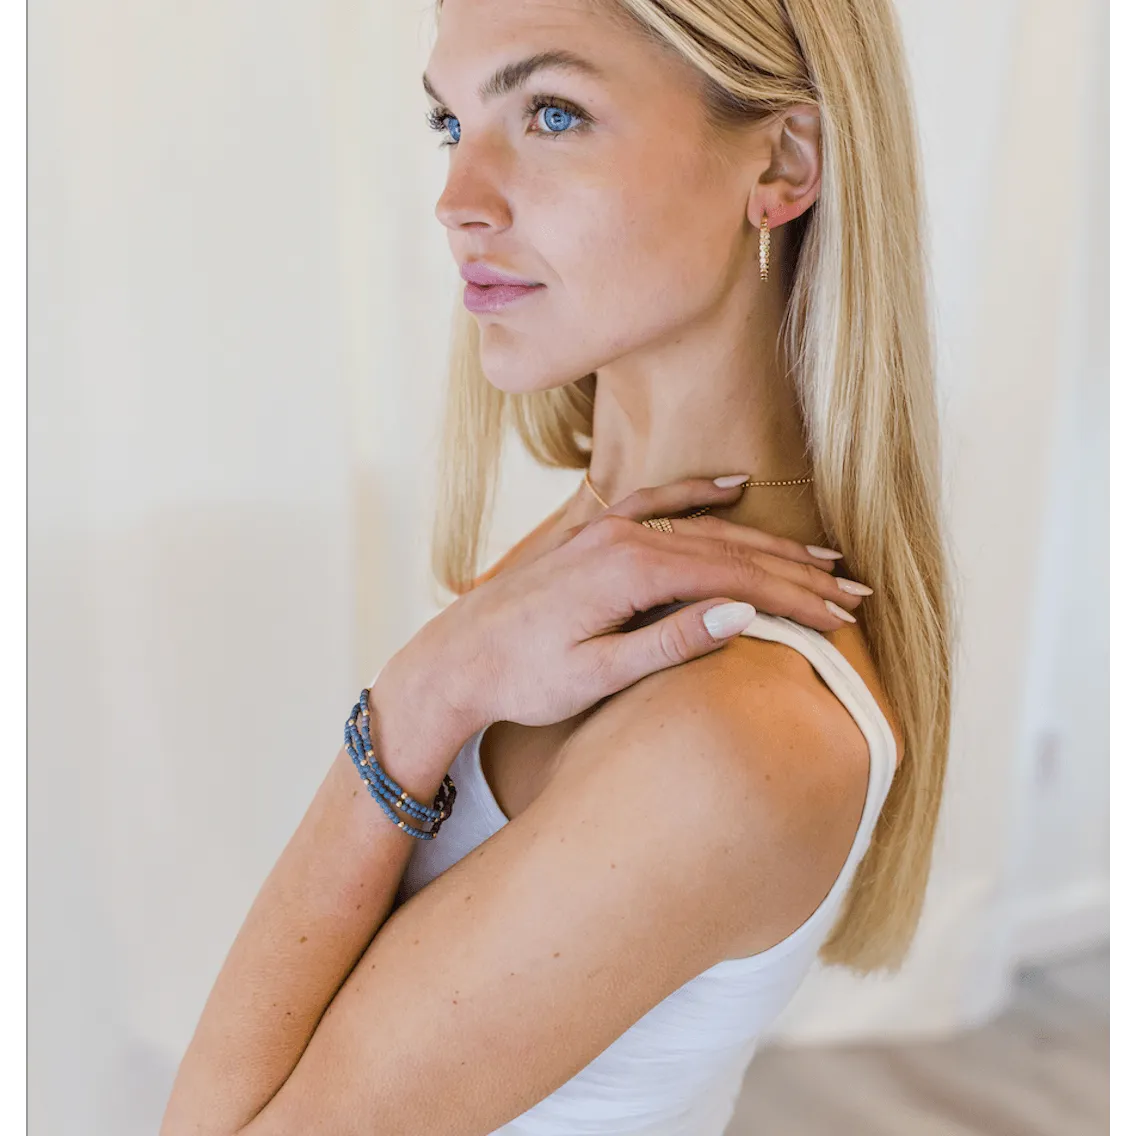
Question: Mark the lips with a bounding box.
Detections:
[460,262,539,287]
[460,262,544,313]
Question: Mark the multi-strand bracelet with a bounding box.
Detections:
[344,688,457,840]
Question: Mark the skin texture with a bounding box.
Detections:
[159,2,906,1134]
[429,0,828,550]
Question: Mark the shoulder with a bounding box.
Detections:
[555,632,873,956]
[252,634,874,1133]
[566,629,872,806]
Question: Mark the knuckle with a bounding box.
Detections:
[726,540,764,585]
[612,533,651,580]
[656,619,694,667]
[585,512,631,546]
[624,487,651,513]
[803,563,831,591]
[588,521,647,582]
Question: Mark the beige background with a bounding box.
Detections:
[29,1,1108,1132]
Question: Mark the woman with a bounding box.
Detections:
[161,0,953,1132]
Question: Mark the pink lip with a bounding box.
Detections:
[460,262,540,287]
[460,262,544,313]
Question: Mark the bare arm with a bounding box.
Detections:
[160,477,869,1135]
[161,642,866,1136]
[158,650,483,1136]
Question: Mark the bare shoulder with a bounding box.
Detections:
[247,628,895,1134]
[554,630,878,958]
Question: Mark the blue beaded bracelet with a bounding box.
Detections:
[344,688,457,840]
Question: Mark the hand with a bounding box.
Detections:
[405,476,871,730]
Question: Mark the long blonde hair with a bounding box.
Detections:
[430,0,956,974]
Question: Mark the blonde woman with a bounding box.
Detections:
[162,0,955,1133]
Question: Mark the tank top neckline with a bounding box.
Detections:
[465,611,898,972]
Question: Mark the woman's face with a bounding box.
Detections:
[426,0,763,393]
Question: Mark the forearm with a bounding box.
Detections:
[160,650,482,1136]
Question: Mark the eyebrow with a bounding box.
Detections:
[422,50,604,106]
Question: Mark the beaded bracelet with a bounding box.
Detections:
[344,688,457,840]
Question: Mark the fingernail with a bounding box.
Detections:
[713,473,750,487]
[836,578,873,596]
[703,601,757,639]
[824,600,857,623]
[807,545,843,560]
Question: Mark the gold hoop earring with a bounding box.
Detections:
[759,211,771,282]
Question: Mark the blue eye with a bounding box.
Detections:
[426,96,590,147]
[425,106,461,146]
[536,105,576,133]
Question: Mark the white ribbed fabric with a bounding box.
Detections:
[395,612,899,1135]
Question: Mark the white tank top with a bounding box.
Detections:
[395,611,899,1136]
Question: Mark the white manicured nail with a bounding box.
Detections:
[807,545,843,560]
[837,578,873,596]
[703,601,757,639]
[824,600,857,623]
[713,474,750,487]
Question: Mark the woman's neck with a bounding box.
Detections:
[578,280,829,548]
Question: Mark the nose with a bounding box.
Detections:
[434,139,513,234]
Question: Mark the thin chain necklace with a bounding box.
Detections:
[582,469,814,520]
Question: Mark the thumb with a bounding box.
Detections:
[602,599,757,689]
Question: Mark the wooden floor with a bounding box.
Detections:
[726,947,1109,1136]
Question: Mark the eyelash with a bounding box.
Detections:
[424,94,592,148]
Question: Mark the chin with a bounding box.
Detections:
[477,327,599,395]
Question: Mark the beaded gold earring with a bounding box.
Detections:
[759,211,771,282]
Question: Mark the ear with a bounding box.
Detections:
[746,103,822,229]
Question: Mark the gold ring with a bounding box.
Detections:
[641,516,674,534]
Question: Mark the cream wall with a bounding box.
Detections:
[29,1,1108,1133]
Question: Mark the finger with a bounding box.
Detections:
[748,555,870,612]
[674,513,843,572]
[597,598,759,689]
[586,476,845,571]
[622,537,862,632]
[599,476,752,523]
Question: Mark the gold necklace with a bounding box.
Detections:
[582,469,813,519]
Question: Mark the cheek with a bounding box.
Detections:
[560,153,739,339]
[476,147,743,392]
